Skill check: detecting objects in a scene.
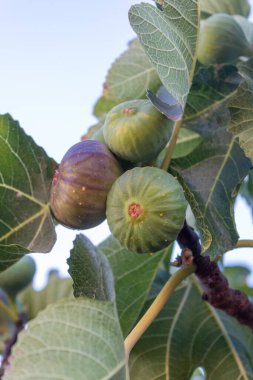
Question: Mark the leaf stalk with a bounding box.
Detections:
[236,240,253,249]
[124,265,195,359]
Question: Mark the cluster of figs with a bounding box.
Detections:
[50,99,187,254]
[50,11,253,254]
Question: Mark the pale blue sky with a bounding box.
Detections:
[0,1,253,287]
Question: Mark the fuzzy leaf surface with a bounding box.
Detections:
[104,39,161,102]
[129,278,253,380]
[172,108,251,257]
[0,114,57,271]
[129,0,199,108]
[228,59,253,165]
[4,298,126,380]
[67,234,115,301]
[98,236,167,336]
[200,0,250,18]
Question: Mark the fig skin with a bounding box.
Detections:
[50,140,123,229]
[103,99,173,163]
[106,167,187,253]
[197,13,253,65]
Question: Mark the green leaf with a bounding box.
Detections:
[93,97,120,121]
[224,265,251,289]
[200,0,250,18]
[81,121,103,140]
[184,65,240,122]
[129,278,253,380]
[67,234,115,301]
[18,271,74,321]
[228,58,253,164]
[129,0,200,108]
[4,298,127,380]
[99,236,167,336]
[0,114,57,269]
[104,39,161,102]
[0,244,30,273]
[173,128,202,158]
[172,107,251,257]
[157,128,202,164]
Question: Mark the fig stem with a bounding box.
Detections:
[124,265,195,360]
[235,239,253,249]
[160,119,183,171]
[0,299,19,322]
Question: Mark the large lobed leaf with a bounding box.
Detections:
[129,277,253,380]
[228,58,253,165]
[4,298,127,380]
[99,236,168,336]
[184,65,240,122]
[129,0,200,108]
[172,107,251,258]
[104,39,161,102]
[0,114,57,272]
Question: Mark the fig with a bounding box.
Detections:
[50,140,123,229]
[103,99,173,162]
[106,167,187,253]
[0,256,36,298]
[197,13,253,65]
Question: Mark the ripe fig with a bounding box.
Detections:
[103,99,173,162]
[197,13,253,65]
[50,140,123,229]
[0,256,36,298]
[106,167,187,253]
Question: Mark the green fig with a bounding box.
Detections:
[50,140,123,229]
[103,99,173,162]
[197,13,253,65]
[0,256,36,298]
[106,167,187,253]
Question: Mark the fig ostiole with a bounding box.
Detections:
[103,99,174,163]
[197,13,253,65]
[50,140,123,229]
[106,166,187,253]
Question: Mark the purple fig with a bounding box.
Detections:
[50,140,123,229]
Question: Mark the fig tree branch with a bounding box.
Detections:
[177,222,253,332]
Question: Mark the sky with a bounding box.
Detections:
[0,0,253,288]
